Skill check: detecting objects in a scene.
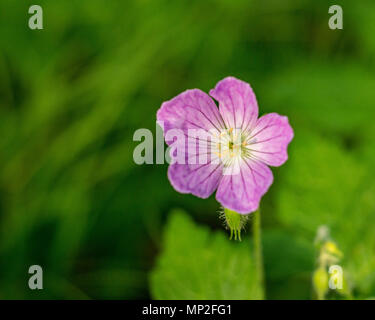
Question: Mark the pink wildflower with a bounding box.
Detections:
[157,77,293,214]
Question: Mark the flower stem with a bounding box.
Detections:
[252,209,265,299]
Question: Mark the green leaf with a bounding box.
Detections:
[343,180,375,296]
[276,130,375,296]
[150,210,261,299]
[276,131,365,236]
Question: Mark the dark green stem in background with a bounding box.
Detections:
[252,209,265,299]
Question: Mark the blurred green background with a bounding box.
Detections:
[0,0,374,299]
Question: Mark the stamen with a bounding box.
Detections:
[212,128,252,167]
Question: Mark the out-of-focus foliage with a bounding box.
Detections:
[277,131,375,297]
[277,130,365,232]
[262,230,315,300]
[262,63,375,133]
[150,210,261,299]
[0,0,374,299]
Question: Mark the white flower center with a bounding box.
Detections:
[212,128,250,167]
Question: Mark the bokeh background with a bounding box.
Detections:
[0,0,374,299]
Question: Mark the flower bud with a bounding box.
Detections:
[221,208,248,241]
[324,241,343,258]
[313,267,329,300]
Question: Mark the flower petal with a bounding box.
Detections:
[157,89,225,145]
[216,159,273,214]
[209,77,258,131]
[168,162,223,198]
[247,113,294,167]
